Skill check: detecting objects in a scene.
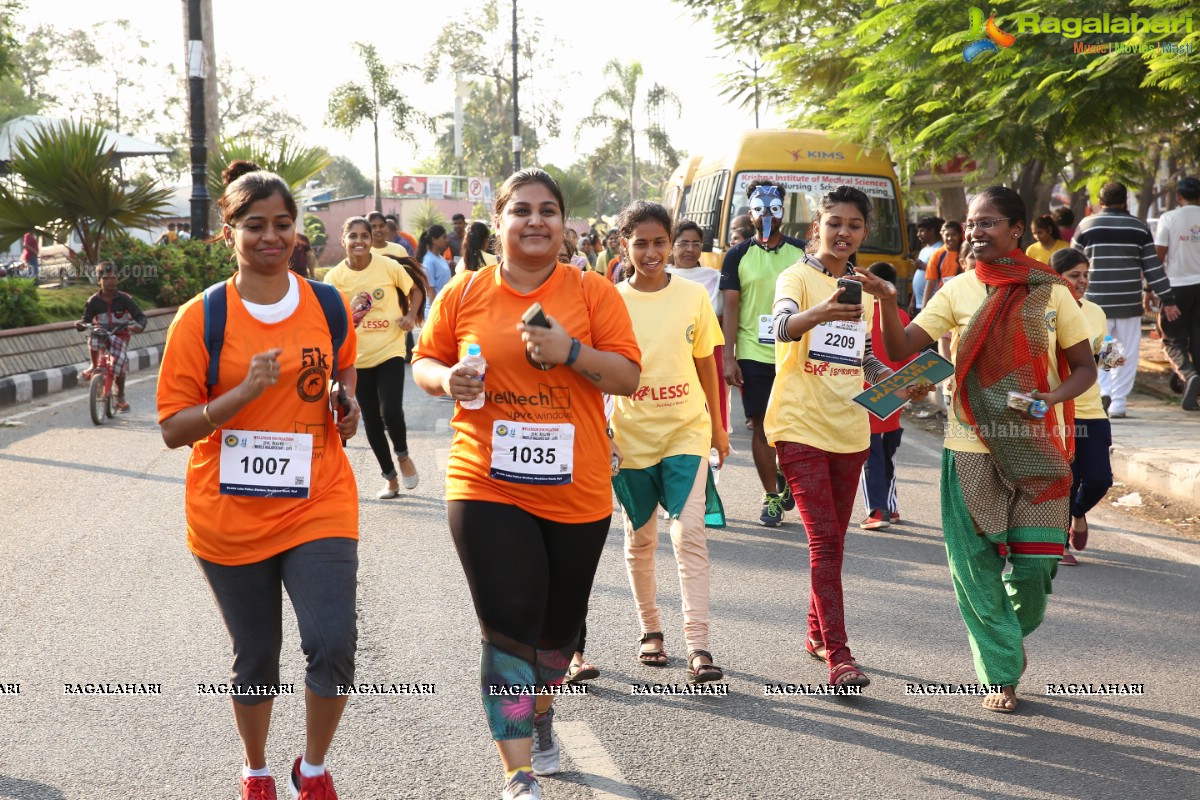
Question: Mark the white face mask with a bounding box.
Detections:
[749,187,784,239]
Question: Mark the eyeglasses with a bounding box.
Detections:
[963,217,1014,232]
[675,240,703,248]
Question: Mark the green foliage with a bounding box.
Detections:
[0,120,173,264]
[327,43,430,210]
[100,235,235,308]
[409,200,447,235]
[312,155,373,199]
[0,278,44,329]
[304,214,327,249]
[543,165,595,221]
[35,283,94,324]
[471,202,491,221]
[578,59,682,203]
[208,138,333,204]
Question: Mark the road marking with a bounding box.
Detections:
[0,375,156,424]
[554,720,639,800]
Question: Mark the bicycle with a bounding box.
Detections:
[78,322,129,425]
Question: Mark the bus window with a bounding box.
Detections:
[728,171,904,254]
[683,170,729,249]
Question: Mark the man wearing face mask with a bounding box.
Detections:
[720,180,807,527]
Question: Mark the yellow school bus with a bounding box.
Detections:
[675,130,911,288]
[664,155,702,221]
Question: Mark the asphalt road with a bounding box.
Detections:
[1,371,1199,800]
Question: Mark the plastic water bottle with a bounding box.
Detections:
[459,344,487,410]
[709,447,722,485]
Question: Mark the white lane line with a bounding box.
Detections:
[0,375,156,424]
[554,720,640,800]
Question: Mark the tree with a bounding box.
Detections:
[327,43,428,212]
[422,0,562,181]
[206,138,333,203]
[217,58,303,141]
[543,165,595,222]
[578,60,681,202]
[684,0,1199,218]
[312,155,374,199]
[0,120,173,265]
[410,200,447,235]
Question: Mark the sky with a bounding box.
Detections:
[17,0,782,181]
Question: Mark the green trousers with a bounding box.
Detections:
[941,451,1058,688]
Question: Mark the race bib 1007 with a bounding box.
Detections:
[219,430,313,498]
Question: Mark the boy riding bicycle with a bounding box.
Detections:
[76,262,147,413]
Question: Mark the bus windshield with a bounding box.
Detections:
[729,171,904,254]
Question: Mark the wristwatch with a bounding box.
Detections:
[564,337,582,367]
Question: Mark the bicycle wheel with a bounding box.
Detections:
[89,374,106,425]
[105,387,115,418]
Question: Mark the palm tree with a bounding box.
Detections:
[544,165,595,222]
[578,60,681,201]
[207,137,333,204]
[327,43,429,212]
[0,120,172,265]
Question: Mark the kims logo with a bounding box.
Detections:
[964,7,1016,62]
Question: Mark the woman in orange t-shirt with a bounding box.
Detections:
[412,168,640,800]
[156,161,360,800]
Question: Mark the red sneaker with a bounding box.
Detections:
[289,758,337,800]
[242,775,277,800]
[890,511,901,524]
[1059,551,1079,566]
[859,510,890,530]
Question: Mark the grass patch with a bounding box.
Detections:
[37,283,98,323]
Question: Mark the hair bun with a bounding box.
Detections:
[222,160,262,187]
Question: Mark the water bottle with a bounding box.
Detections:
[1007,391,1048,419]
[459,344,487,410]
[710,447,721,486]
[1099,336,1124,371]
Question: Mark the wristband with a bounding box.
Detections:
[201,403,217,429]
[564,337,582,367]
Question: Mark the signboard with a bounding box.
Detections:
[467,176,491,202]
[393,176,427,195]
[734,171,896,200]
[852,351,955,420]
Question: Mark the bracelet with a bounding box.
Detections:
[564,337,582,367]
[201,403,217,429]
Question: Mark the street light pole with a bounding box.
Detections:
[511,0,521,172]
[186,0,209,238]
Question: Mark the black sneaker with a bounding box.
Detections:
[1183,375,1200,411]
[776,470,795,512]
[1101,395,1111,413]
[760,493,785,527]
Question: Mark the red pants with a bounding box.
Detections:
[777,441,869,668]
[713,343,730,432]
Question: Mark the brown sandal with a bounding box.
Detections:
[637,632,668,666]
[686,650,724,684]
[829,661,870,687]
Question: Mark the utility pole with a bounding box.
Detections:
[455,71,465,196]
[185,0,209,237]
[511,0,521,172]
[738,56,762,129]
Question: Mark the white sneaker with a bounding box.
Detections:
[502,771,541,799]
[376,481,400,499]
[531,707,560,776]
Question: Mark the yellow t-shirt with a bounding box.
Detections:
[764,264,875,454]
[913,272,1090,453]
[612,277,723,469]
[1025,239,1070,265]
[372,241,411,260]
[1075,299,1108,419]
[324,253,415,369]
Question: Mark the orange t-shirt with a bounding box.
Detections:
[925,246,961,287]
[414,263,641,523]
[156,277,359,566]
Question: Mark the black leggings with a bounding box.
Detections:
[448,500,610,662]
[355,356,409,478]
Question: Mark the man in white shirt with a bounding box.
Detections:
[1155,176,1200,410]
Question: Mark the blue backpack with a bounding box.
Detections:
[201,279,347,397]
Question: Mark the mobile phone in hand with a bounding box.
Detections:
[522,302,551,328]
[837,277,862,305]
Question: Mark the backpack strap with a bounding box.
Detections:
[307,279,347,381]
[202,281,229,398]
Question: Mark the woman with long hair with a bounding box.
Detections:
[767,186,918,687]
[417,223,453,304]
[875,185,1096,713]
[1050,248,1115,565]
[1026,214,1070,264]
[457,221,498,274]
[325,217,423,497]
[412,169,640,800]
[157,161,361,799]
[610,201,729,683]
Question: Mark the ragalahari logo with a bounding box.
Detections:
[964,7,1017,62]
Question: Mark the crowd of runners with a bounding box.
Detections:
[152,161,1200,800]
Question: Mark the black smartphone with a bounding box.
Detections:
[837,277,862,305]
[336,384,349,446]
[522,302,551,328]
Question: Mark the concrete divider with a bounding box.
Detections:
[0,307,176,380]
